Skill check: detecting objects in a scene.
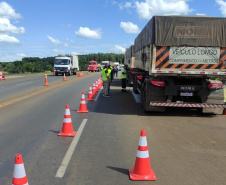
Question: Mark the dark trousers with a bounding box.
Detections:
[121,78,126,89]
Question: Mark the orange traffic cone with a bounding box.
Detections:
[53,71,55,75]
[58,105,76,136]
[12,154,29,185]
[44,71,48,86]
[129,129,157,181]
[95,80,99,92]
[87,71,89,75]
[78,72,81,77]
[0,71,2,81]
[87,85,94,101]
[63,73,66,81]
[98,78,101,89]
[77,91,89,113]
[92,81,97,95]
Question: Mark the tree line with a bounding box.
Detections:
[0,53,124,74]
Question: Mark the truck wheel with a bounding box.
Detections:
[133,76,139,94]
[141,84,147,112]
[55,72,58,76]
[68,71,71,76]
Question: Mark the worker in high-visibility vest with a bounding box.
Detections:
[120,65,127,92]
[101,65,111,97]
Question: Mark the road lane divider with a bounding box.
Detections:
[0,74,94,109]
[55,119,88,178]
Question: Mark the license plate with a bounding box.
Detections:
[180,92,193,96]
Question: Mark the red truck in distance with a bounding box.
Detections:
[88,61,101,72]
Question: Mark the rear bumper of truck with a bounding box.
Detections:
[149,102,225,114]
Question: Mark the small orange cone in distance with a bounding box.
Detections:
[77,91,89,113]
[63,73,66,81]
[53,71,55,75]
[87,85,94,101]
[44,71,48,86]
[129,129,157,181]
[12,154,29,185]
[58,104,76,136]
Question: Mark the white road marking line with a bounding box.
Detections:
[94,87,102,101]
[15,81,34,86]
[55,119,88,178]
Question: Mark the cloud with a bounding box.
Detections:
[119,2,134,9]
[0,2,22,19]
[111,45,126,53]
[0,2,24,44]
[196,13,206,16]
[135,0,192,19]
[0,18,25,34]
[216,0,226,16]
[16,53,26,57]
[75,27,102,39]
[47,35,68,46]
[47,36,61,45]
[0,34,20,43]
[120,22,140,33]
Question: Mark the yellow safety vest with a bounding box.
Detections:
[120,67,126,79]
[102,69,109,81]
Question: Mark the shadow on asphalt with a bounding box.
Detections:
[106,166,128,175]
[93,79,217,118]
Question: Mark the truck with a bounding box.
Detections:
[101,61,110,68]
[125,16,226,114]
[87,61,101,72]
[54,54,79,76]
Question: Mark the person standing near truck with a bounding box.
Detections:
[120,65,127,92]
[101,65,111,97]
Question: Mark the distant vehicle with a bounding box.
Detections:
[87,61,101,72]
[54,54,79,76]
[114,62,119,67]
[101,61,110,69]
[118,64,124,71]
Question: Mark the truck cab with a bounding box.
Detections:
[88,61,101,72]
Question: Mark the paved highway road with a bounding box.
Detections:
[0,73,225,185]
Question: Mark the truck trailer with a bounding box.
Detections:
[54,54,79,76]
[125,16,226,114]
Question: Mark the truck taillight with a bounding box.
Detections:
[208,83,222,89]
[151,81,165,87]
[136,75,142,80]
[131,71,135,74]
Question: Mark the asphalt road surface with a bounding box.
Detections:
[0,73,225,185]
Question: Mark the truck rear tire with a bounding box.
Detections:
[55,72,58,76]
[133,76,139,94]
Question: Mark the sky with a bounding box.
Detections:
[0,0,226,62]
